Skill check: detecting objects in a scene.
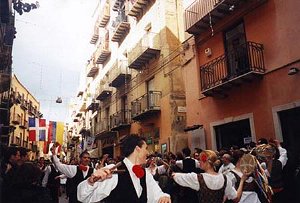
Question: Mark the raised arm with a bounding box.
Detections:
[51,146,77,178]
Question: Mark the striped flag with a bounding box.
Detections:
[28,118,47,141]
[48,121,64,144]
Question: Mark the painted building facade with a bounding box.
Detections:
[182,0,300,200]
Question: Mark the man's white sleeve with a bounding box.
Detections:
[145,170,170,202]
[42,165,51,187]
[77,175,118,203]
[52,155,77,178]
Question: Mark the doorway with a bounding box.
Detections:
[224,22,249,78]
[214,118,252,150]
[278,107,300,201]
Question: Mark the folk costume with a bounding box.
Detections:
[173,172,238,203]
[77,157,170,203]
[52,155,94,203]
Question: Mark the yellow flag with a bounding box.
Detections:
[56,122,64,145]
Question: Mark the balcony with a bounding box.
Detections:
[19,120,28,129]
[76,112,82,117]
[95,118,110,136]
[77,90,83,97]
[86,98,99,112]
[20,100,28,110]
[90,24,99,44]
[94,37,111,64]
[86,59,99,77]
[15,93,21,104]
[200,41,265,97]
[110,109,131,131]
[185,0,267,35]
[112,0,123,11]
[128,32,161,70]
[131,91,161,121]
[28,105,35,116]
[109,60,131,88]
[95,82,113,101]
[79,99,87,112]
[111,10,130,43]
[98,0,110,27]
[127,0,149,18]
[11,113,21,125]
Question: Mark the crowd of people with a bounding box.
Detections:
[0,135,295,203]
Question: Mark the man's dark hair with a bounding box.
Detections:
[182,147,191,157]
[121,134,145,157]
[194,148,203,154]
[19,147,29,158]
[3,146,19,162]
[79,150,90,158]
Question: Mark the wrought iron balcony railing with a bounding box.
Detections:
[184,0,267,35]
[200,41,265,96]
[95,82,113,101]
[98,0,110,27]
[11,113,21,125]
[99,118,110,134]
[110,109,131,130]
[127,0,151,18]
[109,60,131,88]
[86,59,99,77]
[112,0,123,11]
[111,10,130,43]
[131,91,162,120]
[94,37,111,64]
[128,32,161,69]
[90,24,99,44]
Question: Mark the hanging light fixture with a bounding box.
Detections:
[56,97,62,103]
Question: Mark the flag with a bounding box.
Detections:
[48,121,64,144]
[29,118,47,141]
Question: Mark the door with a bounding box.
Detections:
[278,107,300,201]
[121,96,128,123]
[146,78,155,108]
[224,22,249,78]
[214,119,252,150]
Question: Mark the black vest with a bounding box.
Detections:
[269,159,284,189]
[104,161,147,203]
[197,174,227,203]
[183,158,197,173]
[47,164,61,188]
[67,166,93,203]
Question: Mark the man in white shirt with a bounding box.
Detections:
[77,134,171,203]
[51,147,94,203]
[218,153,235,174]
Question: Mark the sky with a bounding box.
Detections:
[12,0,99,122]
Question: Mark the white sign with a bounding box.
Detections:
[177,106,186,113]
[243,137,252,144]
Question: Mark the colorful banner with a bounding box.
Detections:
[48,121,64,144]
[28,118,47,141]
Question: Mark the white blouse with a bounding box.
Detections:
[173,172,237,200]
[226,169,261,203]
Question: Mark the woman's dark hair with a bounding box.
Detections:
[121,134,145,157]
